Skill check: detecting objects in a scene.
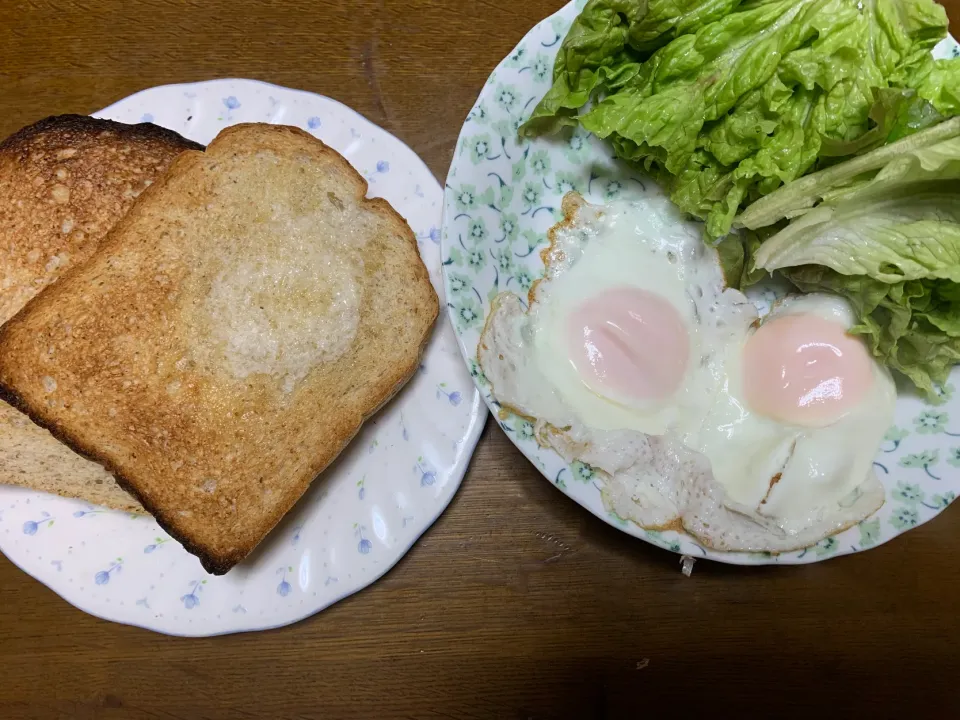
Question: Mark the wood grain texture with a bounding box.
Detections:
[1,1,960,718]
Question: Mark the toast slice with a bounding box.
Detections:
[0,123,439,573]
[0,115,202,512]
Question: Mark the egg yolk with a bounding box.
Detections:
[742,312,874,428]
[565,286,690,404]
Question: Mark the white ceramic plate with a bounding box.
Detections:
[442,0,960,565]
[0,79,486,635]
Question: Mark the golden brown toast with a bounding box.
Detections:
[0,123,438,573]
[0,115,202,512]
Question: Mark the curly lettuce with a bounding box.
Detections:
[521,0,959,239]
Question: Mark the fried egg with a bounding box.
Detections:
[478,192,895,553]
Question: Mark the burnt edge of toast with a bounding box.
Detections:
[0,114,203,155]
[0,123,439,576]
[0,115,208,562]
[0,381,239,574]
[0,333,434,576]
[149,124,440,571]
[0,114,202,522]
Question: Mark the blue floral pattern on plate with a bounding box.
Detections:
[0,78,486,636]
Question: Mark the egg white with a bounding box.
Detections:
[525,192,753,436]
[684,293,894,549]
[479,192,754,530]
[478,192,895,552]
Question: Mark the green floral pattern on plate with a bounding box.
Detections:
[441,0,960,565]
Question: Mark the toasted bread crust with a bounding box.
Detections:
[0,115,202,512]
[0,123,437,574]
[0,114,203,324]
[0,114,201,153]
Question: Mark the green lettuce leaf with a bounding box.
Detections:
[753,189,960,282]
[714,227,769,288]
[819,88,944,157]
[911,58,960,115]
[520,0,649,137]
[580,0,836,175]
[738,116,960,229]
[628,0,745,53]
[521,0,955,239]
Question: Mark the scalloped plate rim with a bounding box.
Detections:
[440,0,960,566]
[0,78,486,635]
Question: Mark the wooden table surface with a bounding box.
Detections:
[2,1,960,717]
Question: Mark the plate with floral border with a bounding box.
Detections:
[441,0,960,565]
[0,78,486,635]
